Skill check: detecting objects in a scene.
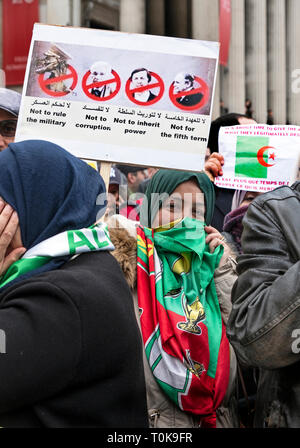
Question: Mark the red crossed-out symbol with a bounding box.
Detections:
[169,76,209,111]
[125,72,164,106]
[82,70,121,101]
[38,65,78,97]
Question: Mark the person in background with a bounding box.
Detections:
[245,99,253,119]
[116,164,147,195]
[105,165,126,218]
[267,109,274,125]
[138,167,159,194]
[0,88,21,151]
[227,182,300,427]
[220,99,229,116]
[222,189,261,427]
[207,113,256,231]
[114,164,147,221]
[222,190,261,256]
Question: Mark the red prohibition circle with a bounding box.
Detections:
[38,65,78,97]
[82,70,121,101]
[169,76,210,111]
[125,72,165,106]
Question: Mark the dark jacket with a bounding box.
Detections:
[211,187,235,232]
[227,182,300,427]
[0,251,148,428]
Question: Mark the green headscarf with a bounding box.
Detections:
[140,169,215,227]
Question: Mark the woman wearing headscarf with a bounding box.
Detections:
[107,169,238,428]
[222,190,261,255]
[0,140,147,427]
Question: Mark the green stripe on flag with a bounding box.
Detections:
[235,136,269,178]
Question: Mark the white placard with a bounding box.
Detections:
[215,125,300,192]
[16,23,219,171]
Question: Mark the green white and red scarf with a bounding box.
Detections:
[137,217,230,428]
[0,222,114,289]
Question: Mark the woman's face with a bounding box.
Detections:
[152,180,205,228]
[240,191,261,207]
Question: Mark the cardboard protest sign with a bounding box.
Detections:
[15,24,219,172]
[215,125,300,192]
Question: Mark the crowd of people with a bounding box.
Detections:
[0,86,299,429]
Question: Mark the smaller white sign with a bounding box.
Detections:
[215,124,300,192]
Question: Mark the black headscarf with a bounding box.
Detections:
[208,113,249,153]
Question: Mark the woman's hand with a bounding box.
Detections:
[205,225,231,267]
[204,153,224,181]
[0,199,26,276]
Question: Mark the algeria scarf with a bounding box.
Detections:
[137,217,230,427]
[0,222,114,289]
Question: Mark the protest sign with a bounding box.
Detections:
[215,125,300,192]
[15,23,219,172]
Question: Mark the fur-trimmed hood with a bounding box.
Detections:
[106,215,138,290]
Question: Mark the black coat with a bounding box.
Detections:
[0,251,148,427]
[211,186,235,232]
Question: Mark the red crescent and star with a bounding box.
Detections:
[256,146,276,167]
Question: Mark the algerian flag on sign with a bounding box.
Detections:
[215,125,300,192]
[235,136,277,179]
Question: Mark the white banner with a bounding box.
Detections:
[16,24,219,172]
[215,125,300,192]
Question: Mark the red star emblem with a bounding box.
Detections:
[269,152,276,161]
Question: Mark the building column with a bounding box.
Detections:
[268,0,286,124]
[245,0,267,123]
[71,0,82,27]
[222,0,245,115]
[120,0,146,34]
[165,0,189,38]
[46,0,71,26]
[147,0,165,35]
[192,0,220,119]
[287,0,300,125]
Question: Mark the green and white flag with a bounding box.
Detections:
[0,222,114,289]
[215,125,300,192]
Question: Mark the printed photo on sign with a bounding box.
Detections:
[82,61,121,101]
[35,44,78,97]
[169,73,209,111]
[17,24,219,171]
[26,40,216,115]
[126,68,164,106]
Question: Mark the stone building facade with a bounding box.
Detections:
[1,0,300,124]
